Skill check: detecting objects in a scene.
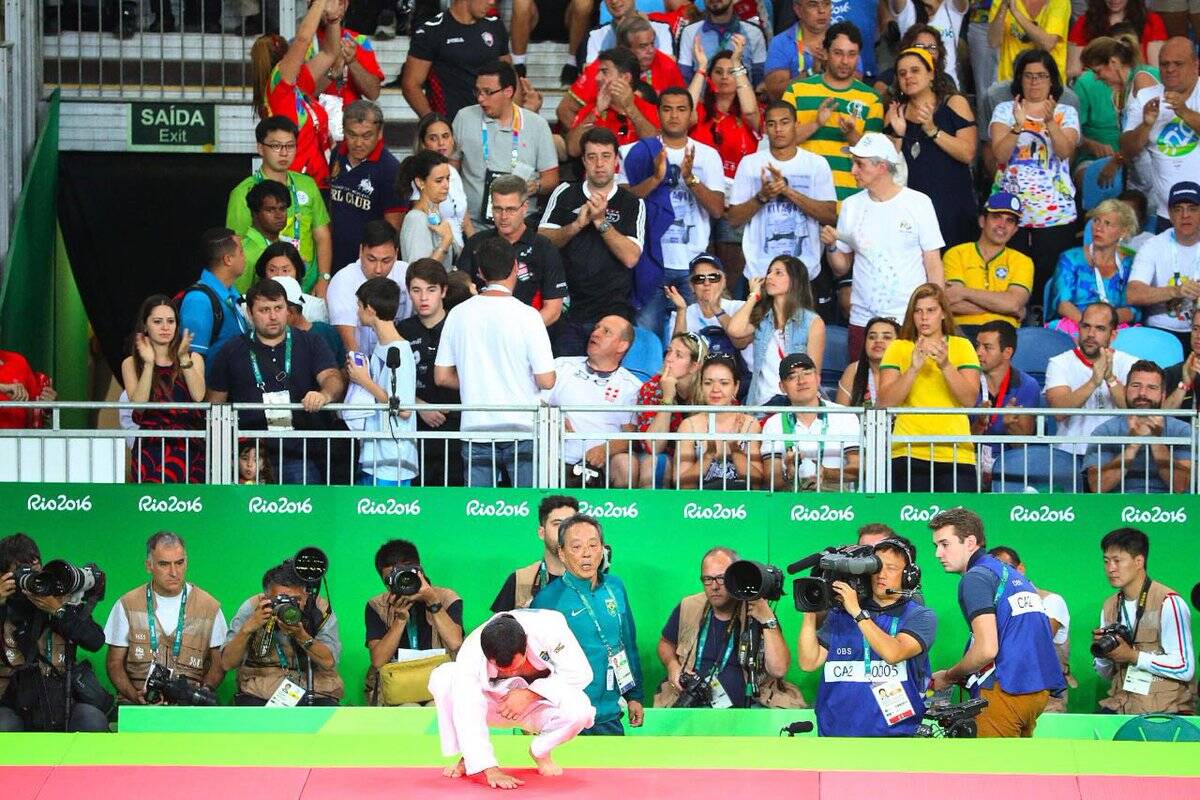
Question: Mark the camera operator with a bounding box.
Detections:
[0,533,109,732]
[365,539,464,705]
[221,562,344,706]
[491,495,578,613]
[1093,528,1195,715]
[929,509,1063,737]
[654,547,802,709]
[104,532,227,705]
[797,537,936,737]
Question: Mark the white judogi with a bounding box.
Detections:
[428,609,596,775]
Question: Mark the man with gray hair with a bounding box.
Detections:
[329,100,405,273]
[457,174,568,327]
[103,532,227,704]
[820,132,944,358]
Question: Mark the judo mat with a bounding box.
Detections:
[4,709,1199,799]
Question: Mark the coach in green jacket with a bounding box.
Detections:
[532,513,644,735]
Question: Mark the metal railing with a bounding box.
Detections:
[2,400,1197,493]
[1,0,41,261]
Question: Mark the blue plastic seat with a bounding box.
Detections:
[990,444,1084,493]
[1114,326,1185,369]
[624,327,665,383]
[822,325,850,395]
[1013,328,1075,388]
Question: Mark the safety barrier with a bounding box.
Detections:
[2,400,1197,493]
[0,0,41,260]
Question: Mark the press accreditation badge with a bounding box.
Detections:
[709,677,734,709]
[265,678,306,707]
[609,649,636,694]
[871,680,915,725]
[1122,666,1154,696]
[262,390,294,430]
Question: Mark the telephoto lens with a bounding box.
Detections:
[386,565,423,596]
[270,594,303,626]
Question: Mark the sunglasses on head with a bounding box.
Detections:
[690,272,722,284]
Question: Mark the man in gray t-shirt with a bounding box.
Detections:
[451,61,559,231]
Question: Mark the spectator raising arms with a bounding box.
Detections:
[988,0,1071,82]
[121,295,207,484]
[675,355,764,489]
[634,331,708,488]
[399,150,462,269]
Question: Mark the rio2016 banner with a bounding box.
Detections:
[8,484,1198,709]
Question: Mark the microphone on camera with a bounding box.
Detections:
[886,589,918,598]
[786,552,824,575]
[781,720,814,736]
[386,347,401,418]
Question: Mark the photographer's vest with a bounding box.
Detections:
[0,619,66,697]
[964,555,1064,697]
[652,593,807,709]
[1099,580,1195,715]
[362,587,461,704]
[816,601,931,737]
[118,584,221,691]
[514,561,559,610]
[236,594,345,701]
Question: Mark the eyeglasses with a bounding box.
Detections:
[492,204,525,216]
[261,142,297,153]
[474,86,505,98]
[700,575,726,586]
[913,42,938,52]
[1022,72,1052,82]
[690,273,723,284]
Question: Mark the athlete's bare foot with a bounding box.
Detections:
[442,757,465,778]
[484,766,525,789]
[530,746,563,776]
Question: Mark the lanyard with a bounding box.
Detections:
[404,615,419,650]
[535,560,550,590]
[1088,244,1118,304]
[1117,576,1152,640]
[249,328,292,390]
[693,608,737,678]
[569,582,623,657]
[642,66,654,85]
[254,170,304,245]
[794,24,814,76]
[146,583,189,661]
[274,637,293,670]
[482,106,522,172]
[781,408,827,448]
[983,367,1013,427]
[862,614,901,673]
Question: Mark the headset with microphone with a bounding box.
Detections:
[875,537,921,596]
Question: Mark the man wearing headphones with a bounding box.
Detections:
[797,535,937,736]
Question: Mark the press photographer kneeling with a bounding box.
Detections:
[222,552,344,706]
[796,538,937,737]
[0,533,111,731]
[655,547,804,709]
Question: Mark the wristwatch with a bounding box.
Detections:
[597,220,613,234]
[761,617,780,630]
[427,602,444,614]
[853,610,870,623]
[686,174,701,187]
[320,272,333,282]
[300,636,315,649]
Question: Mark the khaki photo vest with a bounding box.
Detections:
[513,562,543,610]
[236,594,345,702]
[1099,580,1196,715]
[118,584,222,690]
[1,618,66,696]
[652,592,807,709]
[363,586,461,705]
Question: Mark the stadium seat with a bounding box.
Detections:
[822,325,850,395]
[1114,326,1185,368]
[625,327,665,383]
[1112,714,1200,742]
[1014,328,1075,387]
[990,444,1084,493]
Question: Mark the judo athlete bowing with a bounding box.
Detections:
[429,609,596,789]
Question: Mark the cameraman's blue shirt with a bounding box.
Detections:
[532,571,643,725]
[815,600,936,737]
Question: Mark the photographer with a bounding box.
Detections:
[0,533,109,732]
[797,537,936,737]
[221,563,344,706]
[1093,528,1195,715]
[104,532,227,704]
[491,495,577,613]
[364,539,464,706]
[929,509,1063,737]
[655,547,802,709]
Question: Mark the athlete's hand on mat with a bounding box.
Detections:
[626,699,645,727]
[484,766,524,789]
[497,687,540,720]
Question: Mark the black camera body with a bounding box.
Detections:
[724,560,784,602]
[917,697,988,738]
[13,561,105,605]
[792,546,880,612]
[386,565,422,597]
[143,663,218,706]
[1091,623,1134,658]
[673,671,714,708]
[269,594,303,626]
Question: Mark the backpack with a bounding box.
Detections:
[173,283,225,344]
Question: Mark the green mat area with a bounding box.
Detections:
[1,731,1197,776]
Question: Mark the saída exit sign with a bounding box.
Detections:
[129,102,216,151]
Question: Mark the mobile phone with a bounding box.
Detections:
[349,351,367,368]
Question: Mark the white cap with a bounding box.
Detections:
[845,132,901,166]
[270,276,304,307]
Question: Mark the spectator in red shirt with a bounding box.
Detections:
[310,0,384,109]
[250,0,341,189]
[557,17,685,130]
[1067,0,1167,78]
[565,47,661,158]
[634,331,708,487]
[0,350,55,429]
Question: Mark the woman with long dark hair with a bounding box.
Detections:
[836,317,901,406]
[398,150,461,267]
[413,113,474,241]
[1067,0,1166,77]
[674,355,764,489]
[120,295,206,484]
[634,332,708,487]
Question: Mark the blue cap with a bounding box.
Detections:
[1168,181,1200,207]
[689,253,725,271]
[985,192,1023,217]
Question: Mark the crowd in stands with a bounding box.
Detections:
[8,0,1200,491]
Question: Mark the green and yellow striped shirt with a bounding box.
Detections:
[782,75,884,201]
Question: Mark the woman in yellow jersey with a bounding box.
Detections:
[988,0,1071,82]
[877,283,982,491]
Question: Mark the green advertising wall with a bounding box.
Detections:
[6,484,1198,709]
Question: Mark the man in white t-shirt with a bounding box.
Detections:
[761,353,861,490]
[434,236,556,488]
[547,314,642,487]
[104,532,228,705]
[727,101,838,284]
[821,132,945,359]
[1120,37,1200,226]
[327,220,411,355]
[1044,302,1137,457]
[1126,181,1200,350]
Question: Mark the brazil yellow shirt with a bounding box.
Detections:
[989,0,1070,83]
[944,242,1034,327]
[782,75,884,201]
[881,336,980,464]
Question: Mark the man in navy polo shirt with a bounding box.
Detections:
[329,100,404,273]
[180,227,250,366]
